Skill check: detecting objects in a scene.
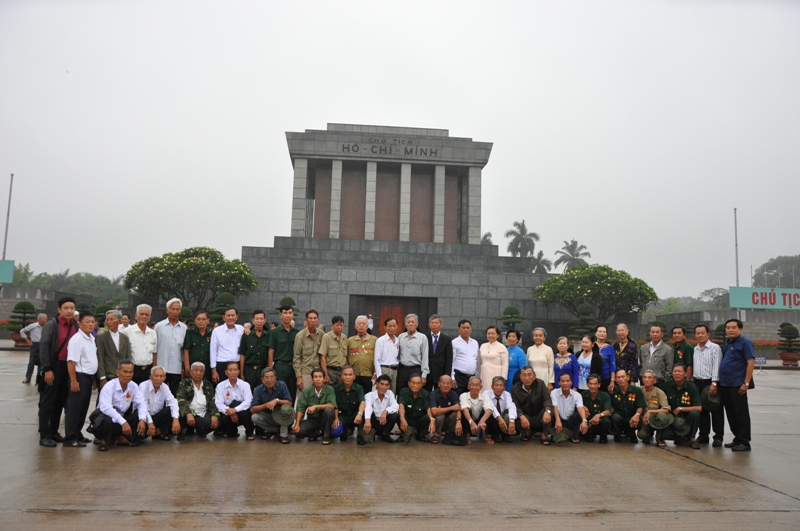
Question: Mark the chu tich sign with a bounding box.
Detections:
[729,287,800,310]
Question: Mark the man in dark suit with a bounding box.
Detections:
[425,315,453,393]
[95,310,132,396]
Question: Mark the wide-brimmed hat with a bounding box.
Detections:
[648,412,674,430]
[671,416,691,436]
[701,386,722,412]
[548,426,574,444]
[273,404,295,426]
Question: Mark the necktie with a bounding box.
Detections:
[433,335,438,352]
[495,395,502,413]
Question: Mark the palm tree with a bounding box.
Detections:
[554,239,591,271]
[531,250,552,274]
[481,232,493,245]
[504,220,539,258]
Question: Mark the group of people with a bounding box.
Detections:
[30,296,756,452]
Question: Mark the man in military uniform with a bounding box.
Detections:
[292,368,337,444]
[319,315,348,385]
[671,326,694,381]
[182,311,212,381]
[580,374,611,443]
[662,363,702,449]
[333,366,365,443]
[610,369,646,443]
[293,309,324,393]
[346,315,377,393]
[268,304,300,400]
[637,369,671,446]
[239,310,271,392]
[398,373,433,443]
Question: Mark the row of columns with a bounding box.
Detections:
[291,159,482,244]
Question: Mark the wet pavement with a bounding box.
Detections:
[1,344,799,529]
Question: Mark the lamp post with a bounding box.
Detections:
[2,173,13,260]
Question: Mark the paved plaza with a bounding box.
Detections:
[1,343,799,529]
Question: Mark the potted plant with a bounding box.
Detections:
[7,301,37,347]
[778,324,800,367]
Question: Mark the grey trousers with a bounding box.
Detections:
[252,410,290,437]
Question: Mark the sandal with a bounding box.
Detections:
[657,439,666,448]
[430,436,440,444]
[281,437,290,444]
[484,437,495,445]
[570,438,581,444]
[261,434,271,440]
[540,437,551,446]
[520,435,530,442]
[153,434,171,441]
[98,443,110,452]
[246,434,255,441]
[321,437,331,445]
[63,441,86,448]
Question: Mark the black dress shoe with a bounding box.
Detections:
[380,434,396,444]
[712,439,723,448]
[78,436,91,444]
[357,435,365,446]
[39,437,57,447]
[696,436,710,444]
[340,433,349,442]
[599,435,608,444]
[724,442,736,448]
[629,435,638,444]
[501,435,513,443]
[613,434,622,443]
[732,444,751,452]
[52,433,64,443]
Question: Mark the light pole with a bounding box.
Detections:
[734,208,740,320]
[2,173,13,261]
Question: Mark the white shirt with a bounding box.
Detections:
[189,381,208,417]
[550,388,584,420]
[98,379,148,425]
[154,318,187,374]
[649,341,663,356]
[210,324,244,366]
[374,334,400,376]
[483,389,517,421]
[364,389,399,417]
[693,341,722,381]
[109,329,120,351]
[215,378,253,414]
[451,336,479,377]
[20,322,43,342]
[124,325,158,366]
[66,330,98,376]
[459,391,493,421]
[138,379,180,422]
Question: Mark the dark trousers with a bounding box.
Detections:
[97,406,142,444]
[179,411,215,437]
[586,416,611,438]
[338,411,362,435]
[515,409,552,437]
[355,375,373,393]
[453,370,471,392]
[166,373,181,397]
[721,385,751,446]
[396,364,421,395]
[220,410,254,437]
[133,364,152,385]
[38,360,69,438]
[150,407,175,435]
[365,412,399,438]
[611,413,640,439]
[26,343,40,382]
[460,409,488,439]
[486,411,511,439]
[557,411,583,436]
[695,379,725,441]
[273,361,297,400]
[297,408,334,438]
[64,372,94,443]
[403,415,431,437]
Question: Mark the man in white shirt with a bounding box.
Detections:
[215,362,254,439]
[397,314,429,395]
[362,374,399,443]
[20,313,47,384]
[90,360,149,451]
[119,314,131,330]
[484,375,517,443]
[123,304,158,385]
[176,362,220,439]
[63,312,99,447]
[210,307,244,384]
[459,376,493,443]
[375,317,401,394]
[550,373,588,443]
[139,365,180,441]
[692,324,725,446]
[154,298,188,396]
[451,319,479,391]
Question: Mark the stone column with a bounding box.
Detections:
[364,161,377,240]
[467,166,482,244]
[291,158,308,237]
[433,165,445,243]
[329,160,342,239]
[399,163,411,242]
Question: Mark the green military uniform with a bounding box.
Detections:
[673,340,694,369]
[239,327,271,391]
[347,334,377,391]
[610,384,646,440]
[662,378,701,440]
[638,385,670,441]
[269,325,300,399]
[581,389,612,440]
[293,327,324,382]
[397,387,432,439]
[296,384,337,418]
[318,330,348,385]
[333,381,365,430]
[183,327,212,381]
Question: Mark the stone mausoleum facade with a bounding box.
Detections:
[239,123,571,338]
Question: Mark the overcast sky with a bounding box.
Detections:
[1,0,798,298]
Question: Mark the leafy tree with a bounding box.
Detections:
[13,263,35,286]
[531,250,552,274]
[534,264,658,323]
[753,254,800,288]
[124,247,257,312]
[554,239,591,271]
[76,302,91,312]
[778,324,799,353]
[661,298,684,314]
[64,273,128,307]
[179,306,194,326]
[569,302,597,339]
[713,324,726,345]
[8,301,36,331]
[210,292,237,324]
[496,306,526,333]
[504,220,539,258]
[94,304,113,325]
[699,288,729,310]
[481,232,493,245]
[651,320,667,332]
